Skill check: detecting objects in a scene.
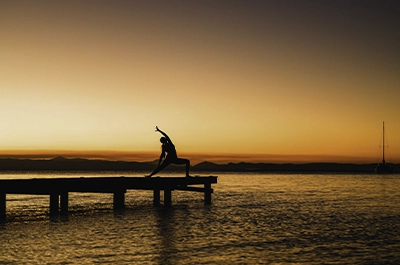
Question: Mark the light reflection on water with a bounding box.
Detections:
[1,172,400,264]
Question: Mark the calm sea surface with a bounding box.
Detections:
[1,172,400,264]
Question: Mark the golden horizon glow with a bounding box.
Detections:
[1,1,399,164]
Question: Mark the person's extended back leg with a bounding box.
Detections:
[147,160,171,177]
[174,158,191,177]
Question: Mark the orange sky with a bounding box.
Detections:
[1,1,400,164]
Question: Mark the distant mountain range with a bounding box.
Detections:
[0,157,398,173]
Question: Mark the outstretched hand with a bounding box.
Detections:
[155,126,160,132]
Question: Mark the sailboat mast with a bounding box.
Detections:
[382,121,385,164]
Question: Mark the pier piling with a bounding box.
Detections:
[0,192,5,219]
[204,182,212,205]
[164,188,172,207]
[60,192,69,213]
[153,189,160,206]
[113,191,126,210]
[50,193,59,215]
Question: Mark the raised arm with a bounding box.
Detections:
[155,126,172,143]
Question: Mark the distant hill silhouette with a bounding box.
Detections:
[0,157,398,173]
[0,157,154,171]
[51,156,70,161]
[194,161,400,173]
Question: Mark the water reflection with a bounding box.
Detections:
[1,173,400,264]
[155,208,178,264]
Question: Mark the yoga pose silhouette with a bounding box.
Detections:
[146,126,191,178]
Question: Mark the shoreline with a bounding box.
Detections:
[0,157,398,174]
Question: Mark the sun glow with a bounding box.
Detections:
[1,1,399,164]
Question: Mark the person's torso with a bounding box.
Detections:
[163,142,177,157]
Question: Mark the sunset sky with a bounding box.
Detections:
[1,1,399,164]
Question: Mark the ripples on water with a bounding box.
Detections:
[1,172,400,264]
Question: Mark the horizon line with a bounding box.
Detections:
[0,156,395,166]
[0,149,393,164]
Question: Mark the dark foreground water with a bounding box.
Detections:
[1,172,400,264]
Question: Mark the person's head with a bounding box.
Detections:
[160,137,167,144]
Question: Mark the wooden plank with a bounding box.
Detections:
[0,176,217,194]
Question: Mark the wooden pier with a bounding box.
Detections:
[0,176,217,219]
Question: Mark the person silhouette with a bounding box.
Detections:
[146,126,191,178]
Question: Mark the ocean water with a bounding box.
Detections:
[1,172,400,264]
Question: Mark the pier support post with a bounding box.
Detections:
[50,193,59,215]
[60,192,69,213]
[153,189,160,206]
[113,191,125,210]
[164,188,172,207]
[0,192,5,219]
[204,183,212,205]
